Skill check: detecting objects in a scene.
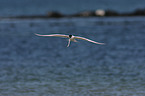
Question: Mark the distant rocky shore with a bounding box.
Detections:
[1,8,145,19]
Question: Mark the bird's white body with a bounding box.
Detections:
[35,33,105,47]
[69,35,77,42]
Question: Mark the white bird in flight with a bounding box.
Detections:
[35,33,105,47]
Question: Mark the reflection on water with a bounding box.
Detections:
[0,17,145,96]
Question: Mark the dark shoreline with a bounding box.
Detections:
[1,8,145,19]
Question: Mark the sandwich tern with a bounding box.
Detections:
[35,33,105,47]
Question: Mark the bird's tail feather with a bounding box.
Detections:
[67,39,71,47]
[73,39,77,42]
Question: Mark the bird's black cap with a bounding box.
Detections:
[69,35,72,38]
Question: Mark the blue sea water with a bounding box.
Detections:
[0,0,145,96]
[0,17,145,96]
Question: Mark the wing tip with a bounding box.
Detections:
[99,43,106,45]
[35,33,39,36]
[35,33,42,36]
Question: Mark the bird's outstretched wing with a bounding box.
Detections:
[35,33,69,38]
[74,36,105,45]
